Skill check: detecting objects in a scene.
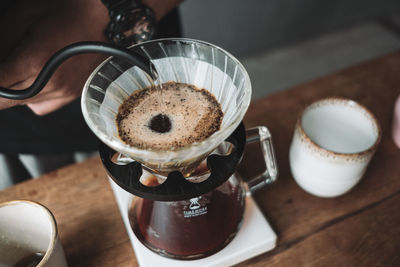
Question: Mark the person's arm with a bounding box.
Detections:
[0,0,183,115]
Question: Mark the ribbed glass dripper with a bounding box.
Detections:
[81,38,251,176]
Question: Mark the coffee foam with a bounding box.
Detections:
[116,82,223,150]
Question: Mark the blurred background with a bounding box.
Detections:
[179,0,400,99]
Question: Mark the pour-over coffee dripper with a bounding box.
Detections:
[81,38,279,201]
[82,38,251,177]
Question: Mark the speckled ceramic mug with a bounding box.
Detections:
[289,97,381,197]
[0,200,68,267]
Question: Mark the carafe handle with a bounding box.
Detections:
[244,126,278,195]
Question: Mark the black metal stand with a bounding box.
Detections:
[99,123,246,201]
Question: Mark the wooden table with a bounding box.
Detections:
[1,52,400,266]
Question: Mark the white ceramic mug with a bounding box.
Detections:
[289,97,381,197]
[0,200,68,267]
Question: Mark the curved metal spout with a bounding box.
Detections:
[0,41,157,100]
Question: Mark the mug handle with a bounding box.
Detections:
[244,126,278,195]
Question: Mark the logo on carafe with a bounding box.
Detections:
[189,198,201,210]
[184,197,208,218]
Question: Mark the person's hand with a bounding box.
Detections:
[0,0,183,115]
[0,0,109,115]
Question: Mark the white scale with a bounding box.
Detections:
[109,178,277,267]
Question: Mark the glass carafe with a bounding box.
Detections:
[129,173,245,259]
[125,126,277,260]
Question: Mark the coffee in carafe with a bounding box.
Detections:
[128,171,245,259]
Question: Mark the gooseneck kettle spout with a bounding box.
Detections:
[0,41,157,100]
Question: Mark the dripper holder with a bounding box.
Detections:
[100,123,245,201]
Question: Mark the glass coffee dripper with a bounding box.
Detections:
[81,39,278,259]
[82,38,252,177]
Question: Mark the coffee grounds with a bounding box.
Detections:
[116,82,223,150]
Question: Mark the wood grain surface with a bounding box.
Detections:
[1,52,400,267]
[237,51,400,266]
[0,158,138,267]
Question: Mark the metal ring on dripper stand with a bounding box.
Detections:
[99,123,246,201]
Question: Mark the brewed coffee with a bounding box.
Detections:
[116,82,223,150]
[128,174,245,259]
